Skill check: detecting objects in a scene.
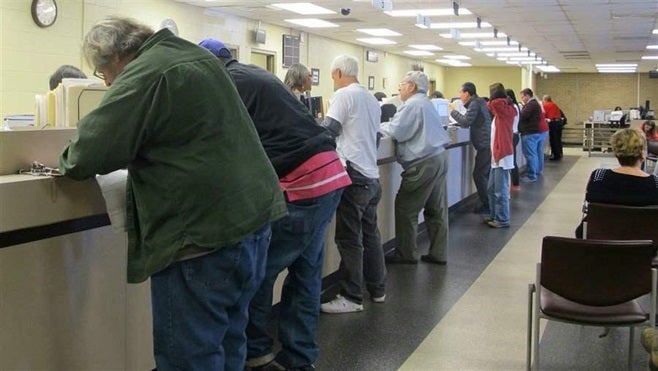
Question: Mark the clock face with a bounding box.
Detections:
[32,0,58,28]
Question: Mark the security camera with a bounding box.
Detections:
[340,7,351,16]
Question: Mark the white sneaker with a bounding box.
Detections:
[372,294,386,303]
[320,295,363,314]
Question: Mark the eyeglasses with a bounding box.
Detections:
[93,69,106,80]
[398,81,411,87]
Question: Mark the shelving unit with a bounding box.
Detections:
[582,121,618,156]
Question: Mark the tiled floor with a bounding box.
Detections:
[315,148,653,370]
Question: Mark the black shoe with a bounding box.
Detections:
[385,252,418,264]
[420,254,447,265]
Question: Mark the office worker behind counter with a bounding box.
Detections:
[199,39,350,371]
[574,128,658,238]
[58,17,287,371]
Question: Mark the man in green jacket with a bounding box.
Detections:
[59,16,286,371]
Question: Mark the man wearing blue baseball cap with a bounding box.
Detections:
[200,38,350,371]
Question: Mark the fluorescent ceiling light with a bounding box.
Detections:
[409,44,443,51]
[595,64,637,68]
[476,47,528,53]
[270,3,335,15]
[641,56,658,60]
[496,52,535,57]
[440,31,506,39]
[284,18,339,28]
[460,40,518,46]
[536,65,561,73]
[647,45,658,50]
[506,60,543,65]
[443,55,470,60]
[357,28,401,36]
[385,8,472,17]
[404,50,435,56]
[508,57,541,61]
[435,59,471,67]
[653,29,658,34]
[597,69,637,73]
[430,22,491,29]
[356,37,396,45]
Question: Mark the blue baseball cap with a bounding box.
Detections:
[198,38,232,59]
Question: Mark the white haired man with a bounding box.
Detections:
[320,55,387,314]
[380,71,451,265]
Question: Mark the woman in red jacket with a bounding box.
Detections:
[485,82,516,228]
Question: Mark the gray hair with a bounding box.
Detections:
[404,71,429,94]
[82,16,154,69]
[330,55,359,77]
[284,63,311,90]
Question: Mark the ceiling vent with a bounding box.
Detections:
[325,17,362,23]
[561,51,590,60]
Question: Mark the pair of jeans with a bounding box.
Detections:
[548,120,564,158]
[151,224,271,371]
[511,133,520,186]
[246,190,342,368]
[473,147,492,211]
[335,176,387,304]
[538,132,548,173]
[487,167,511,224]
[394,152,449,262]
[521,133,543,180]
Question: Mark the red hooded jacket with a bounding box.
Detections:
[487,97,516,162]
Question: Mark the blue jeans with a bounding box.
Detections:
[538,132,548,173]
[487,167,510,224]
[151,224,271,371]
[246,190,342,368]
[521,133,543,180]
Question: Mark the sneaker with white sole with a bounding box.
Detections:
[320,295,363,313]
[372,294,386,303]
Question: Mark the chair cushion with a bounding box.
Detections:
[541,287,648,325]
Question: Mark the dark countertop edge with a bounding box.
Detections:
[0,214,111,248]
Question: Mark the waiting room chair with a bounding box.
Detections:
[526,236,657,370]
[584,202,658,251]
[645,141,658,173]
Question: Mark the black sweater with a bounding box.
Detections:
[225,59,335,177]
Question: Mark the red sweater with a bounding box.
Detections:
[542,100,561,120]
[487,98,515,162]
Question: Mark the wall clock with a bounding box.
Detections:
[31,0,58,28]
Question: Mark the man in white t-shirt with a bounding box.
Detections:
[320,55,387,314]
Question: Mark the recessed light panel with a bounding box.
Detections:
[284,18,339,28]
[270,3,335,15]
[357,28,401,36]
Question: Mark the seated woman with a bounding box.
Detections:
[642,120,658,141]
[575,128,658,237]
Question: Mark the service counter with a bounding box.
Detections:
[0,126,475,369]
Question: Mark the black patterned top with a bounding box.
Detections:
[586,168,658,205]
